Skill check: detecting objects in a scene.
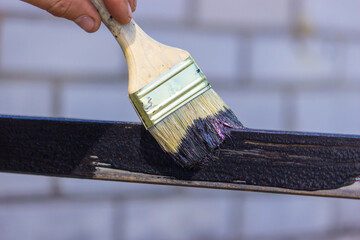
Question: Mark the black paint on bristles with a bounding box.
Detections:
[148,89,244,168]
[174,108,243,168]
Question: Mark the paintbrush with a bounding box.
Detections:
[90,0,243,168]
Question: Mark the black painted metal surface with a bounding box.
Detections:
[1,115,360,192]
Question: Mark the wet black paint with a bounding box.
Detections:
[1,116,360,191]
[169,108,244,168]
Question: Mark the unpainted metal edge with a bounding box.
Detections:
[1,168,359,200]
[93,167,360,200]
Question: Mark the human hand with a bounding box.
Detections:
[23,0,137,33]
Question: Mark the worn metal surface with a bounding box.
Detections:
[1,115,360,199]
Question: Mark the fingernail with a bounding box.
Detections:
[75,15,95,32]
[128,2,133,18]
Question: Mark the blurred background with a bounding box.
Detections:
[1,0,360,239]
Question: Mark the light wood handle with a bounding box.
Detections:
[90,0,190,93]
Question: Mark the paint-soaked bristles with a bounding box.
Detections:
[149,89,244,168]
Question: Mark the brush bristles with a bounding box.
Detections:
[148,89,243,168]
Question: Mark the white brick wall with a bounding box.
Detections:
[303,0,360,34]
[241,194,338,238]
[1,19,126,75]
[135,0,187,22]
[0,81,51,116]
[0,0,45,15]
[0,201,113,240]
[147,28,243,83]
[59,178,178,198]
[251,37,344,83]
[218,89,283,130]
[346,43,360,81]
[296,91,360,134]
[61,82,138,121]
[1,0,360,239]
[336,234,360,240]
[198,0,290,29]
[338,199,360,228]
[0,173,52,198]
[120,197,230,240]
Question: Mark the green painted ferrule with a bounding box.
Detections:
[129,56,211,129]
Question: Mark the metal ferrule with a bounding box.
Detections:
[129,56,211,129]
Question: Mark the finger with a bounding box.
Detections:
[103,0,132,24]
[22,0,101,33]
[129,0,137,12]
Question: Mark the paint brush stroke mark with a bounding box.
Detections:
[1,116,360,192]
[215,130,360,191]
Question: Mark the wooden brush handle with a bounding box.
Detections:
[90,0,189,94]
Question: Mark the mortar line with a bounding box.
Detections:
[3,10,360,41]
[4,7,360,40]
[282,87,297,131]
[184,0,200,27]
[2,72,360,92]
[246,226,360,240]
[0,14,4,73]
[226,192,247,239]
[238,34,253,86]
[110,199,126,240]
[288,0,303,36]
[50,78,62,117]
[48,69,63,203]
[0,186,187,205]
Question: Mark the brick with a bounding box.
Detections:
[146,28,242,82]
[337,198,360,227]
[251,37,343,83]
[217,88,283,130]
[61,82,139,122]
[198,0,290,29]
[0,173,52,197]
[296,91,360,134]
[303,0,360,34]
[1,0,186,21]
[62,83,282,130]
[0,201,112,240]
[346,43,360,81]
[241,194,337,238]
[0,0,44,15]
[334,234,360,240]
[180,186,242,198]
[59,178,178,197]
[118,197,230,240]
[1,19,126,75]
[135,0,187,22]
[0,81,51,116]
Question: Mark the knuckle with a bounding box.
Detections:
[47,0,73,18]
[131,0,137,11]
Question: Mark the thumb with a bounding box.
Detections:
[23,0,101,33]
